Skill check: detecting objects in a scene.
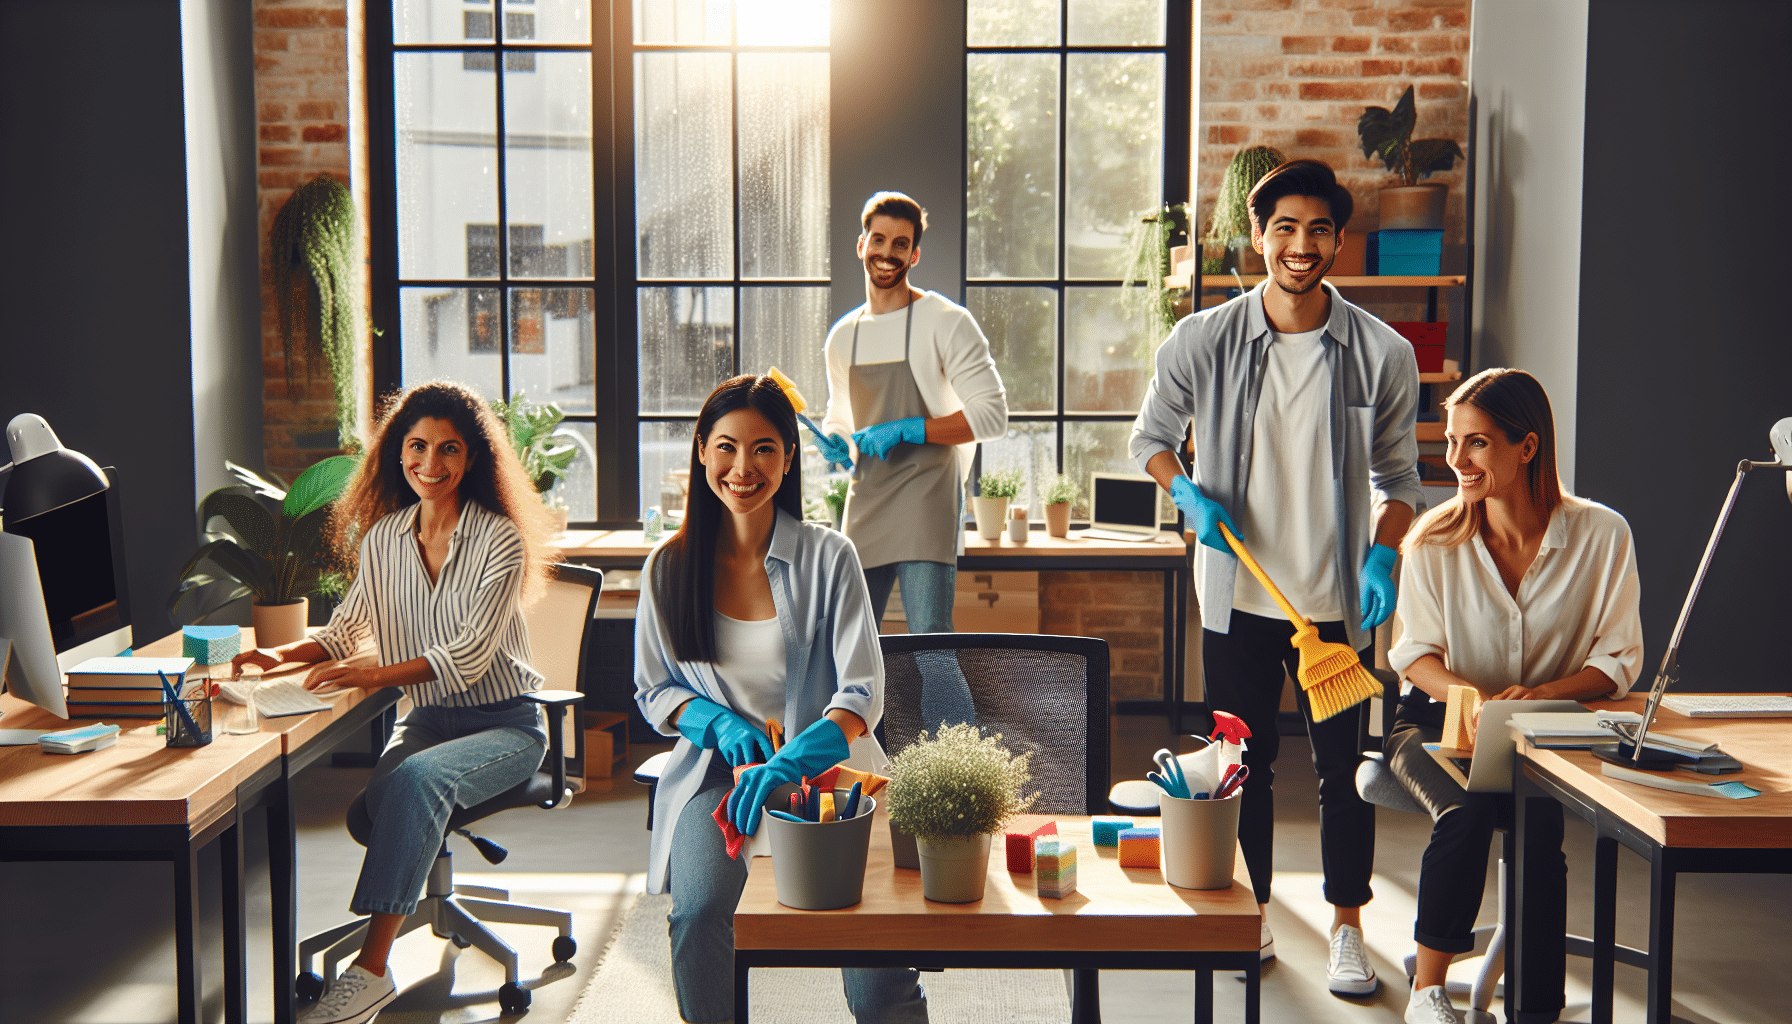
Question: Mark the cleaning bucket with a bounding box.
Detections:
[764,792,876,910]
[1158,790,1241,889]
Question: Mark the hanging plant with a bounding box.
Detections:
[1204,145,1286,248]
[1118,201,1191,339]
[271,173,360,450]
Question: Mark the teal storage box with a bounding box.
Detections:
[1368,230,1442,275]
[182,625,242,665]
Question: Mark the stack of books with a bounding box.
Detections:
[64,656,196,718]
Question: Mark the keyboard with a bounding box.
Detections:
[1660,694,1792,718]
[218,679,332,718]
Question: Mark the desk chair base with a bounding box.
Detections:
[296,849,575,1015]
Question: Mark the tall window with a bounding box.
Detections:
[629,0,831,527]
[965,0,1188,521]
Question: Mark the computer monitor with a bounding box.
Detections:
[0,531,68,717]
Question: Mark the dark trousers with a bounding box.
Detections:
[1201,610,1375,908]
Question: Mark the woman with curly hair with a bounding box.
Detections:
[232,381,560,1024]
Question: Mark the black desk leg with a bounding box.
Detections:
[1072,967,1101,1024]
[1193,968,1212,1024]
[1243,962,1260,1024]
[1509,788,1567,1024]
[1646,851,1677,1024]
[224,812,247,1024]
[175,839,204,1024]
[268,774,297,1024]
[735,960,751,1024]
[1591,834,1618,1024]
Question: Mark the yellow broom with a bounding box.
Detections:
[1218,522,1381,721]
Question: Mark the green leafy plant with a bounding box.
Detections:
[1204,145,1286,249]
[1357,85,1464,187]
[169,456,362,621]
[978,468,1023,501]
[1043,474,1078,507]
[1119,202,1192,337]
[271,173,361,449]
[489,393,578,498]
[884,723,1039,841]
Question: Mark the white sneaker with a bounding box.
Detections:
[1405,984,1462,1024]
[1326,923,1378,995]
[1259,918,1275,961]
[298,964,397,1024]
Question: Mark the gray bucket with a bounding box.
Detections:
[1159,790,1241,890]
[764,790,877,910]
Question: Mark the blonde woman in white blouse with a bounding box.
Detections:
[1386,369,1642,1024]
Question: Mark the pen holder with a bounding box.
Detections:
[1007,506,1029,544]
[1158,790,1240,889]
[764,790,876,911]
[164,694,214,748]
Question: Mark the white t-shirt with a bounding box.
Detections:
[710,611,785,731]
[1231,325,1343,621]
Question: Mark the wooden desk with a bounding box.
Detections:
[733,816,1261,1024]
[1510,694,1792,1024]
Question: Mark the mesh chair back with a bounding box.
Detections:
[879,634,1109,815]
[527,564,604,691]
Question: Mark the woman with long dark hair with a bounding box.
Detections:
[232,381,560,1024]
[1387,369,1642,1024]
[635,374,926,1024]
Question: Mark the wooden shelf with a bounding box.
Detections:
[1420,370,1461,384]
[1416,421,1446,442]
[1165,264,1465,290]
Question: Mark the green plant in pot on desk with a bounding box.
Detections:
[885,723,1039,903]
[169,455,361,648]
[1041,474,1079,538]
[973,468,1023,541]
[490,392,579,531]
[1357,84,1464,232]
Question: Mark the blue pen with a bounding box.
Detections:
[158,670,203,741]
[767,809,808,824]
[842,781,863,819]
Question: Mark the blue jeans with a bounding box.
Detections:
[864,561,977,731]
[667,763,928,1024]
[350,698,547,916]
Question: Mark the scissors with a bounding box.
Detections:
[1214,763,1250,800]
[1149,748,1190,799]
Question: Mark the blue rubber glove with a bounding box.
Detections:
[1170,476,1241,554]
[851,417,926,460]
[1358,543,1399,631]
[727,717,851,836]
[810,429,853,468]
[675,697,774,768]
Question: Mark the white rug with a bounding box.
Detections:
[566,893,1074,1024]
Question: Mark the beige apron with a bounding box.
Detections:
[842,300,960,569]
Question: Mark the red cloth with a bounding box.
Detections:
[711,790,748,859]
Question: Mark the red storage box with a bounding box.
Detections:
[1389,322,1446,372]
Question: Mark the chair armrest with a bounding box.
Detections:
[523,689,585,707]
[523,690,586,807]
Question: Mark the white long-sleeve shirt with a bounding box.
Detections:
[1388,498,1644,699]
[821,290,1007,483]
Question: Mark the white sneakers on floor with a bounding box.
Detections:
[1259,918,1275,961]
[1406,984,1463,1024]
[298,964,397,1024]
[1326,923,1379,995]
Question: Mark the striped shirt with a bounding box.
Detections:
[312,500,542,707]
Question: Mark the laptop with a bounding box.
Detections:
[1078,472,1163,542]
[1424,699,1585,792]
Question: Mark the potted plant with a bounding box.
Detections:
[490,393,579,531]
[169,455,361,647]
[1356,84,1464,231]
[271,173,362,450]
[1119,202,1192,338]
[972,469,1022,541]
[825,474,849,530]
[1204,145,1285,275]
[1041,474,1078,538]
[884,723,1039,903]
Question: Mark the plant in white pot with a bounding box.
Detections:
[972,468,1022,541]
[1041,474,1079,538]
[884,722,1038,903]
[1356,84,1464,231]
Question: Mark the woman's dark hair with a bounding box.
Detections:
[656,374,802,663]
[1247,158,1355,234]
[331,380,558,602]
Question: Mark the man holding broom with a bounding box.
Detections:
[1130,159,1421,995]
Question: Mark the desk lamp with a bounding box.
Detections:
[1593,417,1792,769]
[0,413,110,524]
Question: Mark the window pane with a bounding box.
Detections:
[1065,287,1153,412]
[633,0,729,44]
[635,53,733,280]
[526,0,592,44]
[399,287,503,397]
[1067,0,1164,45]
[1065,53,1163,280]
[966,286,1056,414]
[638,286,733,415]
[737,0,828,45]
[738,287,830,403]
[548,420,598,522]
[1064,421,1170,523]
[396,0,492,45]
[396,53,499,280]
[640,420,698,522]
[977,421,1057,520]
[966,54,1058,279]
[967,0,1060,47]
[505,53,594,279]
[509,288,594,413]
[738,54,829,280]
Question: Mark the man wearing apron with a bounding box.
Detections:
[816,193,1008,729]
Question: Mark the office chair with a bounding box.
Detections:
[295,563,601,1015]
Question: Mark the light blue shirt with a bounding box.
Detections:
[1129,280,1423,652]
[634,507,886,893]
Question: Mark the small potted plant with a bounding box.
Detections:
[973,469,1022,540]
[1204,145,1285,275]
[1356,84,1464,231]
[1041,474,1078,538]
[825,475,849,530]
[490,393,579,531]
[884,723,1039,903]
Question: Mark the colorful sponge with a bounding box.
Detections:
[1117,826,1161,869]
[1035,836,1077,899]
[1092,816,1134,846]
[182,625,241,666]
[1004,815,1058,872]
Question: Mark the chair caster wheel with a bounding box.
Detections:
[499,982,531,1013]
[451,934,472,948]
[552,935,576,962]
[295,972,324,1002]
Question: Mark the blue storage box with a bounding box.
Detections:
[1368,230,1443,275]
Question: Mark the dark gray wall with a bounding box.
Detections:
[1576,0,1792,691]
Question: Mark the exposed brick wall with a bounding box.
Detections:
[1041,571,1167,701]
[252,0,370,481]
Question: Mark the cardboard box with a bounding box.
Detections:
[583,711,629,780]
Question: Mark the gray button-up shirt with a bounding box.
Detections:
[1129,281,1423,652]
